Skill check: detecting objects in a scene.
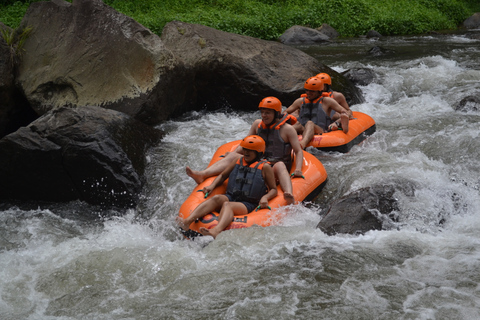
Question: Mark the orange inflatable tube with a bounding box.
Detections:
[300,111,376,153]
[178,140,328,239]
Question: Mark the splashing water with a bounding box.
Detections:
[1,34,480,319]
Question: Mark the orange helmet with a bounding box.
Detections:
[316,73,332,85]
[304,77,324,91]
[240,135,265,153]
[258,96,282,112]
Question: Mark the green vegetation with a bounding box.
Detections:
[1,25,33,66]
[1,0,479,40]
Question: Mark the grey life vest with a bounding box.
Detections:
[256,114,293,170]
[226,157,268,205]
[299,97,332,131]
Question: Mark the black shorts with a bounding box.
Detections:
[266,160,292,172]
[225,194,257,213]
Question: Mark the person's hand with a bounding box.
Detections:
[256,197,272,211]
[258,196,269,208]
[202,185,214,198]
[290,170,305,179]
[328,121,340,131]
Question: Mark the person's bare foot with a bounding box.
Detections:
[199,227,220,239]
[186,166,205,184]
[340,113,349,133]
[175,216,191,231]
[284,192,295,205]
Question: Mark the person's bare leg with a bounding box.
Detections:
[300,121,315,149]
[176,195,228,231]
[348,109,354,120]
[185,166,207,185]
[200,202,248,239]
[273,162,295,205]
[331,112,340,122]
[313,124,324,135]
[293,122,304,134]
[340,113,349,133]
[331,110,353,121]
[186,152,242,184]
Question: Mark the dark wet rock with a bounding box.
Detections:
[465,30,480,40]
[0,106,160,208]
[279,25,331,45]
[368,46,395,57]
[454,95,480,112]
[366,30,383,38]
[341,68,377,86]
[16,0,187,125]
[466,33,480,40]
[462,12,480,29]
[315,23,340,39]
[317,182,416,235]
[325,71,366,106]
[161,21,365,112]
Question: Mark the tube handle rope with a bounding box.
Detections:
[197,189,210,198]
[291,173,305,179]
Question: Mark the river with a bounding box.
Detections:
[1,31,479,319]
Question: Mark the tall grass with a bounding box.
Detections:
[1,25,33,66]
[1,0,479,39]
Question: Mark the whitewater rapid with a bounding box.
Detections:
[1,33,480,319]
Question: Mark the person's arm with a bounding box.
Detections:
[333,92,353,118]
[242,119,261,137]
[202,157,237,195]
[285,98,302,115]
[333,92,350,111]
[324,97,350,133]
[258,164,277,209]
[324,97,347,115]
[286,125,304,177]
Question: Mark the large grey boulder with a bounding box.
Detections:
[161,21,364,112]
[315,24,339,39]
[341,68,377,86]
[366,30,383,38]
[0,106,160,207]
[16,0,187,125]
[462,12,480,29]
[317,183,414,235]
[279,25,331,45]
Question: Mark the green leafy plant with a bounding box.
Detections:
[1,0,480,39]
[1,25,33,66]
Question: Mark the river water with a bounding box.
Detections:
[1,32,480,319]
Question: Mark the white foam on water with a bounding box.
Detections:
[2,35,480,319]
